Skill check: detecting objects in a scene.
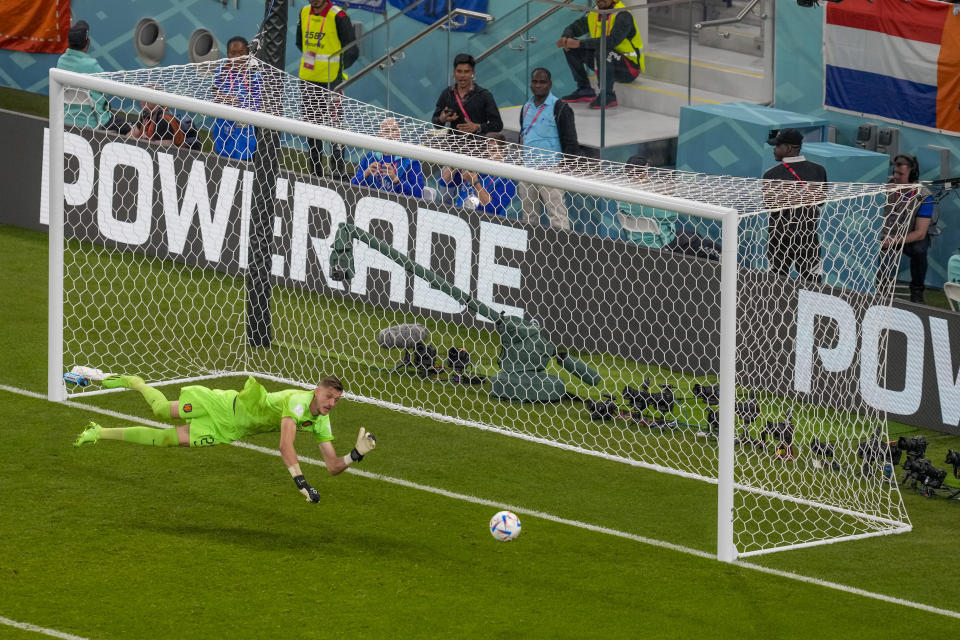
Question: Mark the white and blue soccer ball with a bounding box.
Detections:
[489,510,521,542]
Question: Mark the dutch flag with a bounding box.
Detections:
[824,0,960,133]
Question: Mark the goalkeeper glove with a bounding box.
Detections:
[293,475,320,503]
[350,427,377,462]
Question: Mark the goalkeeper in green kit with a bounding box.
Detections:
[74,374,376,503]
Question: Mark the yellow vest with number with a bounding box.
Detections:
[588,1,645,73]
[299,4,344,83]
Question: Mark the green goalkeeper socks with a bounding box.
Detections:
[99,426,180,447]
[111,375,171,419]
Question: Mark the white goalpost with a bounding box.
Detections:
[47,58,912,560]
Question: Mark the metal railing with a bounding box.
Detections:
[329,0,427,62]
[475,0,578,64]
[336,8,494,92]
[694,0,763,30]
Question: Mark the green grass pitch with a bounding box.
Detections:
[1,224,959,638]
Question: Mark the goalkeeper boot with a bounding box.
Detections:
[74,422,102,447]
[102,374,143,390]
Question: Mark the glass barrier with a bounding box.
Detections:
[338,0,773,162]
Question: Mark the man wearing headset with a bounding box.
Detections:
[879,154,935,304]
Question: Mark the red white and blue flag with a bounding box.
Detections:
[824,0,960,133]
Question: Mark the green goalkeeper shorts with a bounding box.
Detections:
[178,385,241,447]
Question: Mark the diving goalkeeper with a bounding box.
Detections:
[74,374,376,503]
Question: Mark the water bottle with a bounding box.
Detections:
[63,372,90,387]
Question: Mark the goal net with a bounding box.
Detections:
[47,57,911,559]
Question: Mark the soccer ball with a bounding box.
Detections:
[489,510,521,542]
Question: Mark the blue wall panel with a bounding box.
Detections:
[677,102,829,177]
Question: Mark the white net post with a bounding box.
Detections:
[48,60,913,559]
[48,72,66,402]
[717,210,739,563]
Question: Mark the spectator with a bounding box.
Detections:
[438,133,517,217]
[878,154,935,303]
[127,85,187,147]
[296,0,358,178]
[351,117,425,198]
[211,36,262,160]
[616,155,720,260]
[55,20,130,134]
[432,53,503,149]
[762,128,827,283]
[557,0,644,109]
[518,68,579,230]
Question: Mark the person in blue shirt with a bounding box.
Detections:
[351,117,425,198]
[211,37,262,160]
[879,154,935,303]
[438,133,516,217]
[55,20,130,134]
[518,68,579,230]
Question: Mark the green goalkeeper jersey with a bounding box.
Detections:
[234,377,334,443]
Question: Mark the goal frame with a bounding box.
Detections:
[47,66,909,562]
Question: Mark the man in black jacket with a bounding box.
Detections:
[432,53,502,153]
[762,128,827,283]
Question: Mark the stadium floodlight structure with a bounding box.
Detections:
[47,57,912,561]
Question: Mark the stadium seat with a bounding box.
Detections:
[63,87,94,107]
[944,282,960,312]
[618,211,667,244]
[947,253,960,284]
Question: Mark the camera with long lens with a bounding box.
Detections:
[396,341,440,378]
[902,457,948,493]
[809,439,835,459]
[946,450,960,479]
[857,437,897,478]
[809,438,840,471]
[586,395,619,421]
[897,435,928,460]
[856,438,887,463]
